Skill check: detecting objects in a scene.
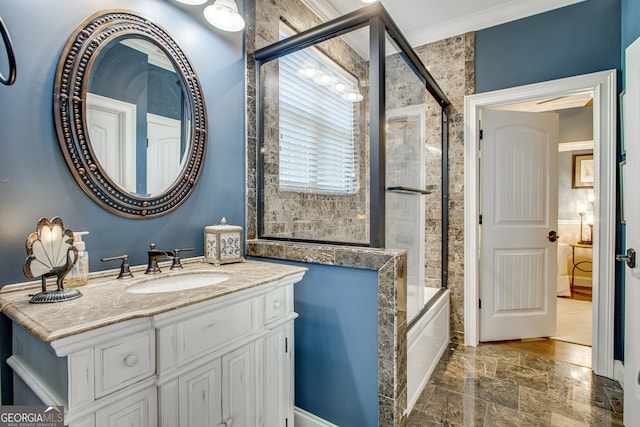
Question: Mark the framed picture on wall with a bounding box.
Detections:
[572,153,594,189]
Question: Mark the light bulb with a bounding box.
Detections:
[314,73,333,86]
[299,67,317,78]
[344,91,364,102]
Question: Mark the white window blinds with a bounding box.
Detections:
[278,29,359,195]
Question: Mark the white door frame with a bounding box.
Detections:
[463,70,617,378]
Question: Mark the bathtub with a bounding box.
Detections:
[406,287,450,414]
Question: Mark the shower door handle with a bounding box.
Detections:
[386,186,434,195]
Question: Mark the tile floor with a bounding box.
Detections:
[407,342,624,426]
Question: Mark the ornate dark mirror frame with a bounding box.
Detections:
[53,10,207,219]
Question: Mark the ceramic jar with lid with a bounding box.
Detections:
[204,217,244,265]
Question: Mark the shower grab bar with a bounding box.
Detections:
[0,16,16,86]
[386,186,434,195]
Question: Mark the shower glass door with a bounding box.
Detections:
[385,106,426,322]
[385,35,427,322]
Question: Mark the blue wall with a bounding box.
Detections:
[0,0,246,286]
[622,0,640,52]
[295,264,378,427]
[476,0,621,93]
[622,0,640,81]
[254,259,379,427]
[0,0,245,401]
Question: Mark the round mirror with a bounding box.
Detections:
[54,10,207,218]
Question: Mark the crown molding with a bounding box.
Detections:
[301,0,585,47]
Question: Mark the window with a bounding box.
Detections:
[278,26,359,195]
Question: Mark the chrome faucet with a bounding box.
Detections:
[145,243,174,274]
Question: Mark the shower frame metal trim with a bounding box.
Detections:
[254,2,450,288]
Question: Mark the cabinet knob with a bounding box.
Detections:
[272,300,282,309]
[123,353,138,367]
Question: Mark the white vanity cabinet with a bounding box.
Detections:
[10,317,158,427]
[155,282,296,427]
[7,272,300,427]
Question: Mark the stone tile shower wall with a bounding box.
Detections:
[253,0,370,243]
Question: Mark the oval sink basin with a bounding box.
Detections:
[126,272,231,294]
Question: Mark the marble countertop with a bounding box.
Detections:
[0,258,306,343]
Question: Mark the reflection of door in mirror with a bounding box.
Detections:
[88,37,188,196]
[147,113,181,194]
[86,93,137,193]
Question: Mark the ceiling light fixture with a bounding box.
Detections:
[361,0,378,3]
[204,0,246,32]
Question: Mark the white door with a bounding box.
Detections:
[480,109,559,341]
[86,93,137,193]
[623,36,640,425]
[146,113,182,195]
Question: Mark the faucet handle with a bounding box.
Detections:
[170,248,194,270]
[101,255,134,279]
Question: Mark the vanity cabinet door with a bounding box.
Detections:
[95,386,157,427]
[176,342,256,427]
[263,323,293,427]
[179,358,223,427]
[221,343,256,427]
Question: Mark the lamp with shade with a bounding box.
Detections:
[585,212,594,245]
[576,199,592,245]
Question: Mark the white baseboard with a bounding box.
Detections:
[294,407,339,427]
[614,360,624,385]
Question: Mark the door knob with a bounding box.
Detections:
[616,248,636,268]
[547,230,559,242]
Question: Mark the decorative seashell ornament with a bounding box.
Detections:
[23,217,82,303]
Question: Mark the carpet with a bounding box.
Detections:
[551,297,592,347]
